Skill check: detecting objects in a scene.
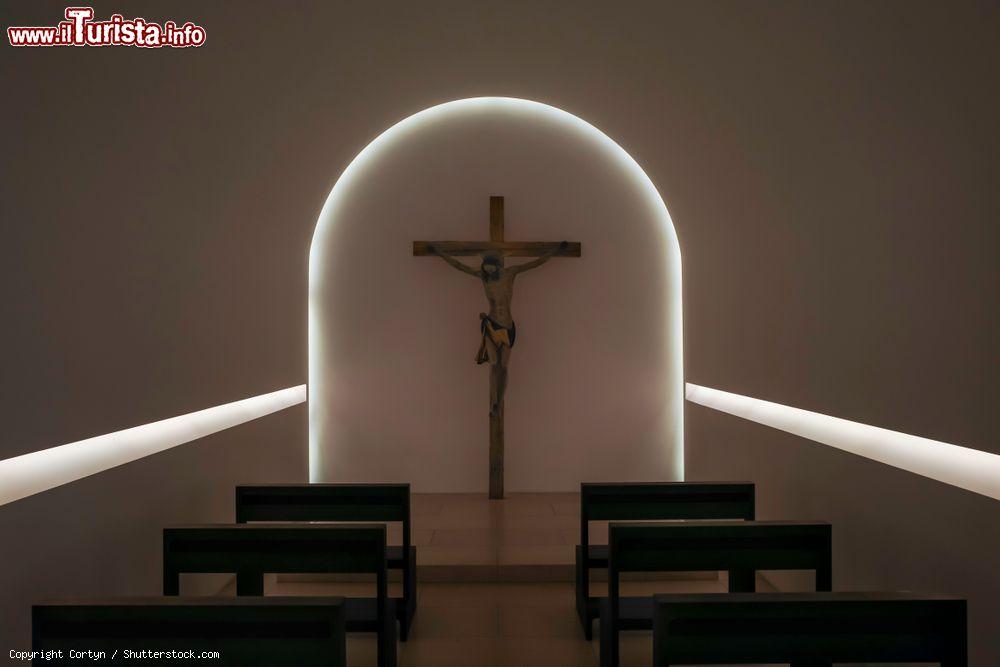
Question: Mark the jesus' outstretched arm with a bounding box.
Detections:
[507,241,569,275]
[428,244,480,277]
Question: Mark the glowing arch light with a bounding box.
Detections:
[309,97,683,483]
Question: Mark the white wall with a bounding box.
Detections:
[4,1,996,661]
[0,407,307,660]
[310,99,682,492]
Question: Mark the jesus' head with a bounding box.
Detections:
[480,254,502,281]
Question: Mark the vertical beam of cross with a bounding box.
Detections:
[490,195,504,243]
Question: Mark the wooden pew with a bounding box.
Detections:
[235,483,417,640]
[163,524,395,667]
[32,597,347,666]
[600,519,832,667]
[577,482,755,639]
[651,592,967,666]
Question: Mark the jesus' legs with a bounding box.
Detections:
[490,347,510,417]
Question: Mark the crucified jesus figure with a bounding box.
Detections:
[414,196,581,498]
[426,242,568,417]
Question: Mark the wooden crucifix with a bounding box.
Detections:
[414,196,581,499]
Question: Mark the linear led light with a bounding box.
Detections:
[686,383,1000,502]
[0,385,307,507]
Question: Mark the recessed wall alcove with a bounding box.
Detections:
[309,98,682,492]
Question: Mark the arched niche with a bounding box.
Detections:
[309,98,682,492]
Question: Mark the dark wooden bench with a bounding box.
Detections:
[600,519,832,667]
[651,592,967,666]
[163,524,395,667]
[235,483,417,640]
[32,597,346,666]
[577,482,755,639]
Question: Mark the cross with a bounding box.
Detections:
[414,196,581,499]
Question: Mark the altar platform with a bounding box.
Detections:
[280,492,723,584]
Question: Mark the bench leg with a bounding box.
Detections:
[598,597,617,667]
[815,561,833,592]
[399,547,417,642]
[379,605,398,667]
[236,570,264,596]
[575,545,594,640]
[162,567,179,596]
[727,568,755,593]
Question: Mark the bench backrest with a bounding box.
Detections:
[236,484,409,523]
[163,524,387,577]
[33,597,347,667]
[608,520,831,582]
[652,592,966,666]
[580,482,755,546]
[236,484,410,547]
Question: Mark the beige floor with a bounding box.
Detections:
[271,579,728,667]
[268,493,731,666]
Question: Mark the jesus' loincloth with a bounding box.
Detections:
[476,314,516,364]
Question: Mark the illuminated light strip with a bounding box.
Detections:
[310,97,684,481]
[0,385,307,507]
[686,383,1000,502]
